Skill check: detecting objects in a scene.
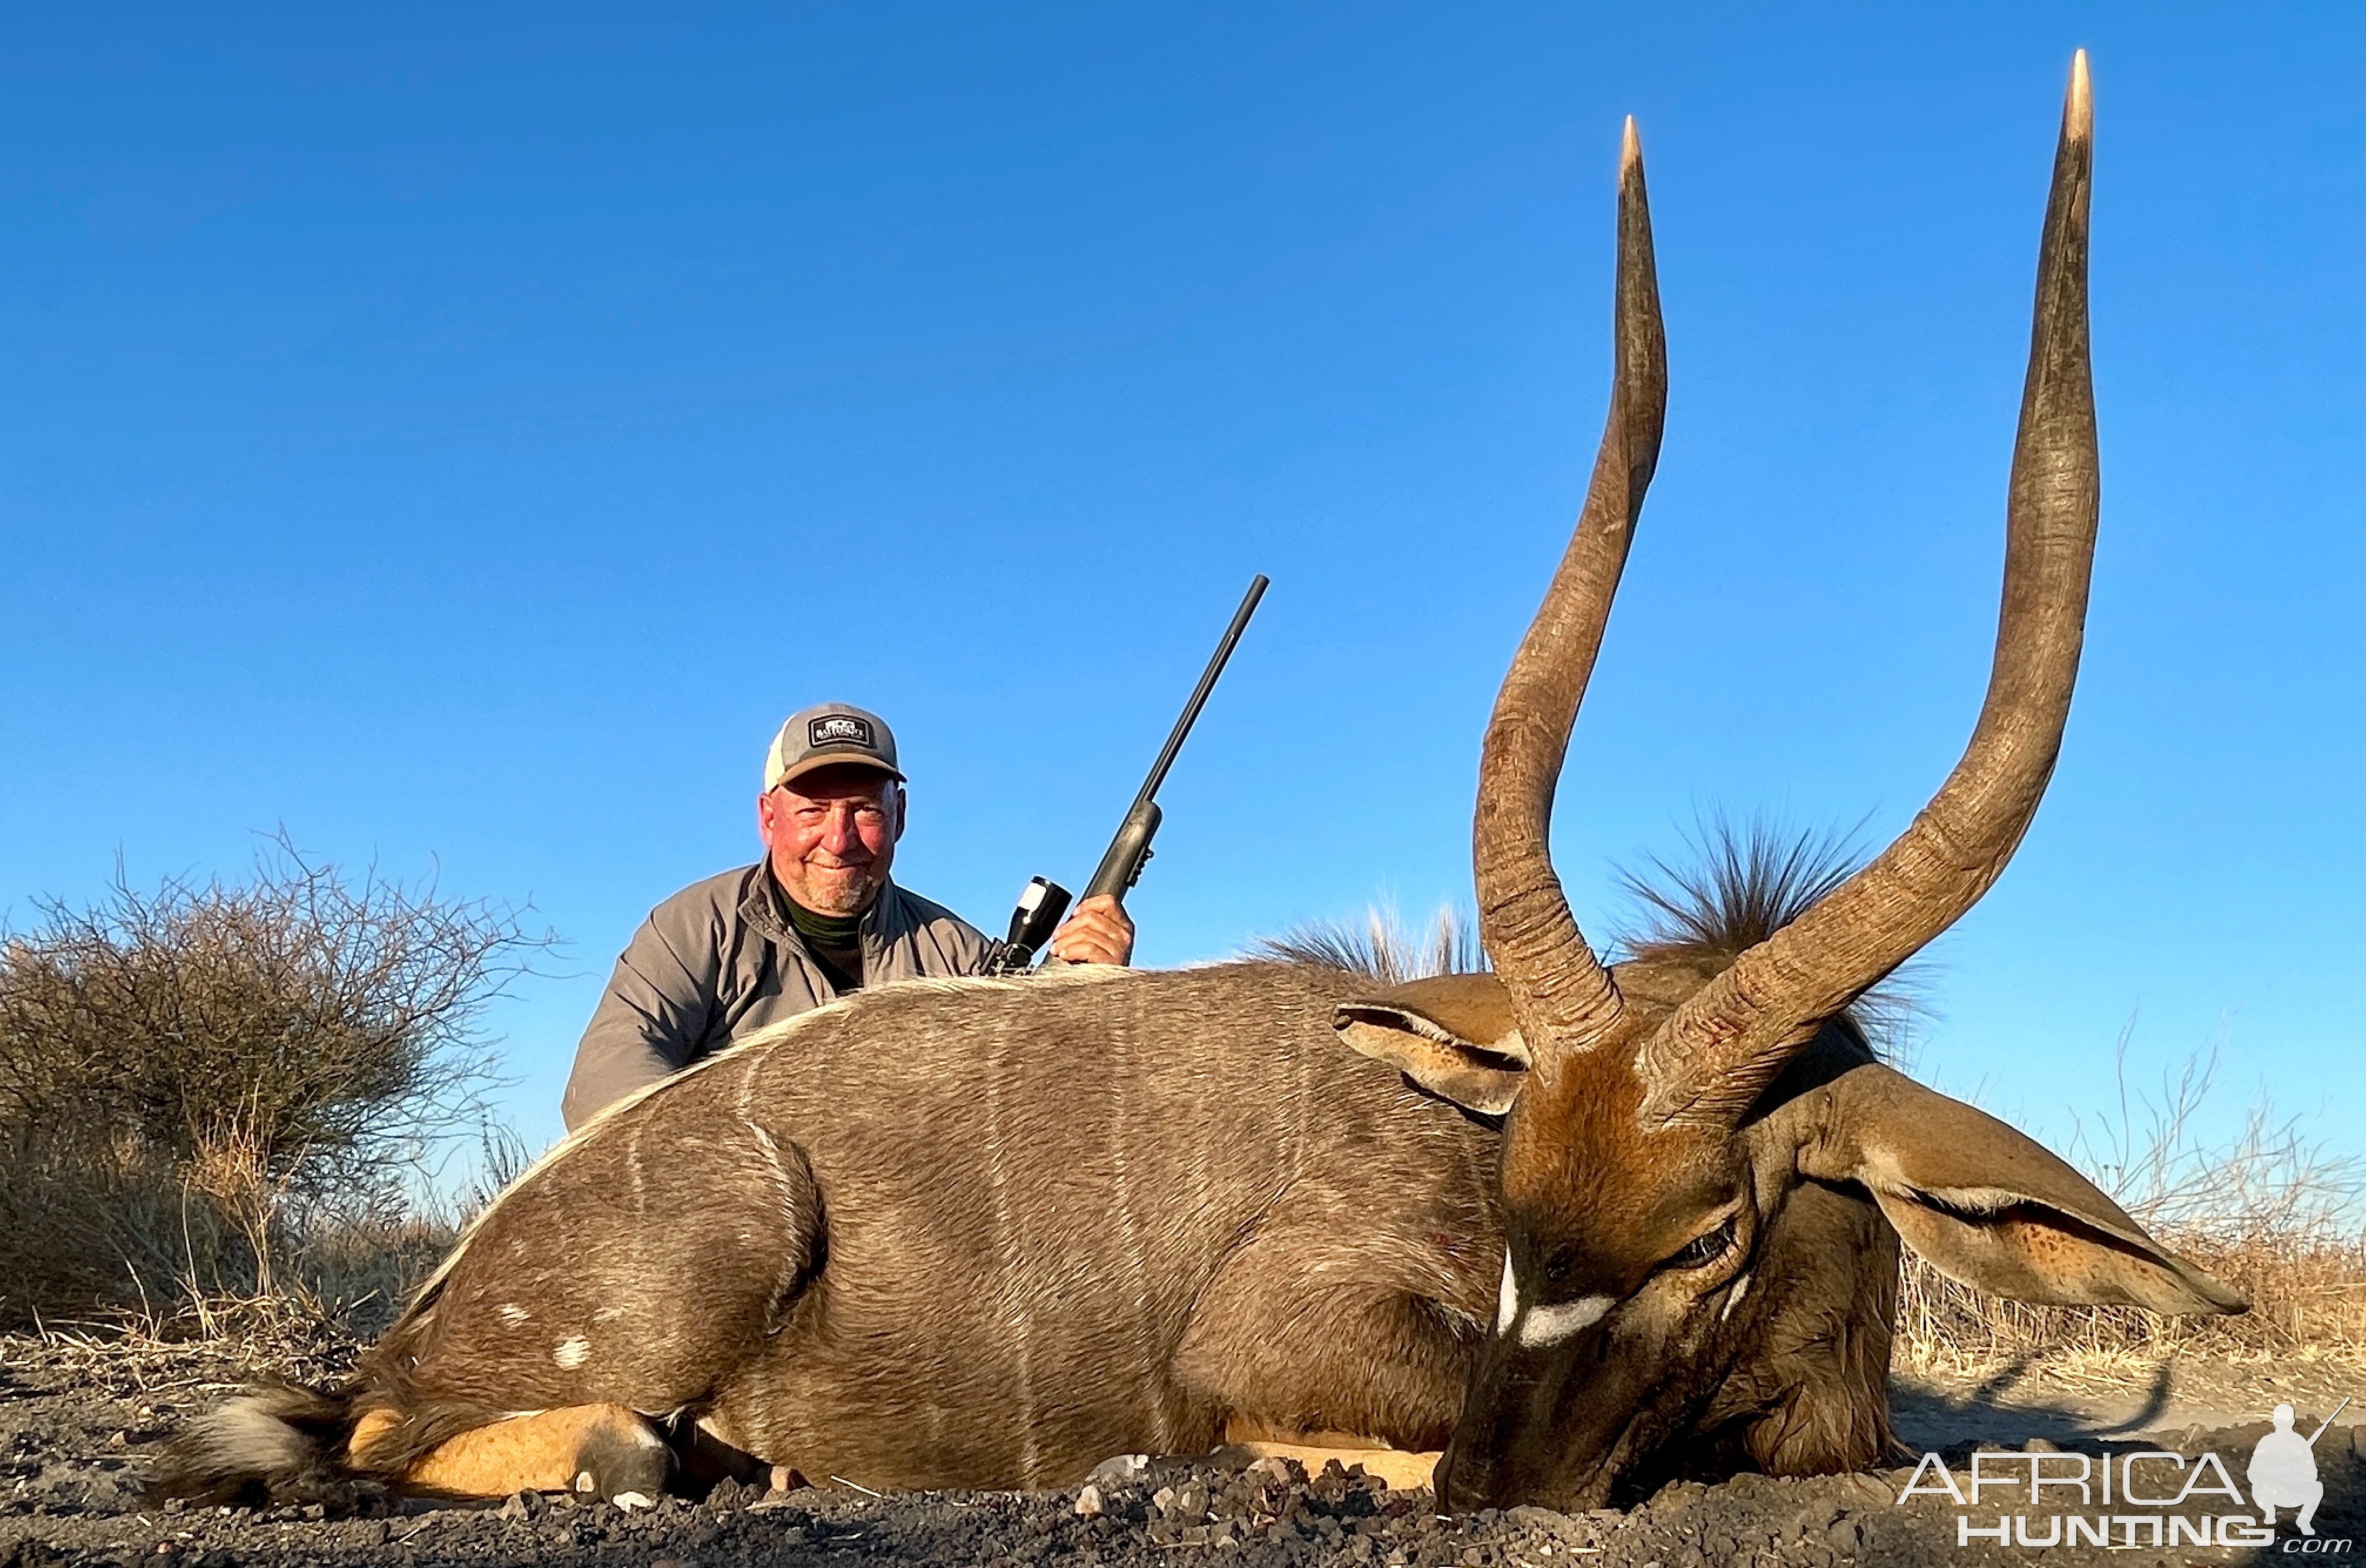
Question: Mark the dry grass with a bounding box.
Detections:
[0,839,545,1333]
[0,1142,462,1346]
[0,1117,529,1345]
[1897,1228,2366,1382]
[1895,1032,2366,1385]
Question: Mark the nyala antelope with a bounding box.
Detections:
[159,52,2242,1515]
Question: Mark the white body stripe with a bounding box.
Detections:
[406,965,1140,1307]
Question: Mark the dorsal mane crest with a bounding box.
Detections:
[1611,818,1856,966]
[1252,912,1488,986]
[1259,820,1910,1055]
[1611,819,1910,1054]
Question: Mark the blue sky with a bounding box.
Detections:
[5,5,2360,1166]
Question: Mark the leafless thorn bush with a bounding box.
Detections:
[0,832,553,1333]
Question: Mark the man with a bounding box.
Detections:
[561,701,1133,1129]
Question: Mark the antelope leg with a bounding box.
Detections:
[1221,1422,1441,1493]
[351,1404,668,1500]
[1172,1214,1481,1455]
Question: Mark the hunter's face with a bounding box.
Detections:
[759,765,903,917]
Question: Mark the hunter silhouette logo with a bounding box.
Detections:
[2252,1398,2347,1537]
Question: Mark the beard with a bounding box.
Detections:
[793,862,881,917]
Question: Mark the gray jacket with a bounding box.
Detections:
[560,864,999,1129]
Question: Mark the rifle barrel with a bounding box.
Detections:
[1128,574,1268,809]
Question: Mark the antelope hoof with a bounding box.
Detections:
[571,1421,672,1505]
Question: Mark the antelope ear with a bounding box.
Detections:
[1796,1063,2247,1317]
[1333,973,1528,1115]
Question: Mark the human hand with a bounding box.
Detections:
[1047,893,1135,967]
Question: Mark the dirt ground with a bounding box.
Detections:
[3,1331,2360,1567]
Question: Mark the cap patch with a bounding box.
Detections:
[809,715,875,749]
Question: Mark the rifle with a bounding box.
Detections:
[993,574,1268,973]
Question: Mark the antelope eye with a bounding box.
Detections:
[1541,1246,1577,1286]
[1663,1219,1736,1271]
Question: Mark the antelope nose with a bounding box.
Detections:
[1434,1441,1488,1514]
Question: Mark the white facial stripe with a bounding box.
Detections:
[1720,1270,1753,1324]
[1496,1253,1518,1335]
[1517,1293,1613,1349]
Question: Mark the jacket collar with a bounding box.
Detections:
[738,861,911,950]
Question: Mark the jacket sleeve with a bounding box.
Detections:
[949,916,1004,976]
[888,884,1005,979]
[559,904,722,1131]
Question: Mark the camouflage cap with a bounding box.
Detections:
[763,702,905,792]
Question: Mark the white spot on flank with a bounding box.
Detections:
[553,1335,591,1370]
[1517,1294,1612,1350]
[497,1303,529,1327]
[1495,1253,1518,1335]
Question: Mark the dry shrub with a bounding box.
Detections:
[1896,1029,2366,1379]
[0,835,550,1333]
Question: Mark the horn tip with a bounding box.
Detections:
[1620,116,1643,171]
[2065,50,2092,141]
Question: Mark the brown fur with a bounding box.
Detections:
[160,961,1505,1500]
[157,886,1919,1508]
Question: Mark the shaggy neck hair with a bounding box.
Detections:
[1256,820,1916,1058]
